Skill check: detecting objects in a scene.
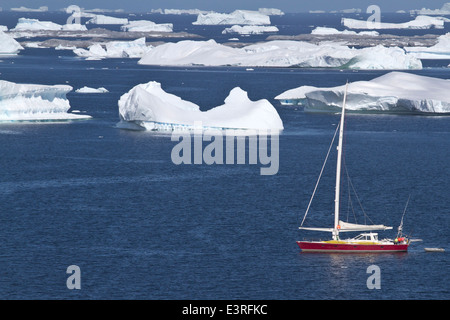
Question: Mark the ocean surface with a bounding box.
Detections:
[0,11,449,300]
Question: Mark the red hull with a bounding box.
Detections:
[297,241,408,253]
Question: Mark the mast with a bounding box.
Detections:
[333,81,348,240]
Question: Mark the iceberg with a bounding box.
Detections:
[120,20,173,32]
[11,18,87,31]
[258,8,284,16]
[275,72,450,114]
[412,3,450,15]
[73,37,149,59]
[311,27,379,36]
[118,81,283,131]
[138,40,422,70]
[0,31,24,55]
[342,15,446,29]
[193,10,271,25]
[405,33,450,59]
[86,14,128,25]
[11,6,48,12]
[0,80,91,121]
[222,25,279,35]
[75,86,109,93]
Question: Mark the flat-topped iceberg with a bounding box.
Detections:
[311,27,379,36]
[118,81,284,131]
[193,10,271,25]
[73,37,149,59]
[86,14,128,25]
[12,18,87,31]
[120,20,173,32]
[342,15,446,29]
[275,72,450,114]
[0,80,91,121]
[0,31,24,55]
[222,25,279,35]
[75,86,109,93]
[138,40,421,70]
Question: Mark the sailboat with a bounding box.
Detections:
[297,82,409,253]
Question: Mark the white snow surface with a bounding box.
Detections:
[138,39,422,70]
[73,37,149,59]
[86,15,128,25]
[12,18,87,31]
[75,86,109,93]
[120,20,173,32]
[193,10,271,25]
[222,25,279,35]
[342,15,446,29]
[118,81,284,130]
[0,80,91,121]
[275,72,450,114]
[311,27,379,36]
[0,31,24,55]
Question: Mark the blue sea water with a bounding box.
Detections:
[0,12,449,301]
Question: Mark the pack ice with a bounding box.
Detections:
[117,81,284,131]
[0,80,91,121]
[0,31,23,55]
[138,40,421,69]
[275,72,450,114]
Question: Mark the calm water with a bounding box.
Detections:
[0,12,449,300]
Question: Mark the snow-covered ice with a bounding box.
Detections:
[222,25,279,35]
[193,10,271,25]
[120,20,173,32]
[0,80,91,121]
[311,27,379,36]
[12,18,87,31]
[0,31,24,55]
[73,37,149,59]
[75,86,109,93]
[275,72,450,114]
[138,40,422,70]
[412,3,450,15]
[86,14,129,25]
[118,81,284,131]
[342,15,446,29]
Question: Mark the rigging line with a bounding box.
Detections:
[300,122,340,227]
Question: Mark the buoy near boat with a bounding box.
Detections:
[424,248,445,252]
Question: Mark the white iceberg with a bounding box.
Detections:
[75,86,109,93]
[275,72,450,114]
[258,8,284,16]
[311,27,379,36]
[86,14,128,25]
[11,18,87,31]
[138,39,422,70]
[0,80,91,121]
[120,20,173,32]
[161,9,215,15]
[342,15,445,29]
[0,26,8,32]
[222,25,279,35]
[0,31,24,55]
[118,81,284,131]
[73,37,149,59]
[193,10,271,25]
[405,32,450,59]
[11,6,48,12]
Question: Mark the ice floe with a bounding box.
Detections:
[405,33,450,59]
[342,15,446,29]
[73,37,149,59]
[75,86,109,93]
[86,14,128,25]
[120,20,173,32]
[193,10,271,25]
[222,25,279,35]
[11,18,87,31]
[311,27,379,36]
[275,72,450,114]
[138,40,422,70]
[0,80,91,121]
[117,81,283,131]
